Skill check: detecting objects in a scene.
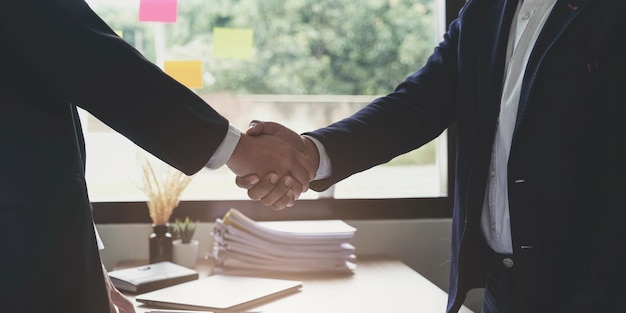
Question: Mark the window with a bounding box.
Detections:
[87,0,465,222]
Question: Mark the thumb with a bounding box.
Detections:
[246,120,265,136]
[235,174,260,189]
[247,120,287,136]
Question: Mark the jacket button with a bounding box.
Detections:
[502,258,514,268]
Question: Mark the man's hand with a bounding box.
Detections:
[102,264,135,313]
[226,121,316,210]
[234,121,320,209]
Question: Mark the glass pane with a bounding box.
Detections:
[83,0,447,202]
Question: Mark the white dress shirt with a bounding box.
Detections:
[481,0,557,254]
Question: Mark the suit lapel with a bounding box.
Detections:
[513,0,592,137]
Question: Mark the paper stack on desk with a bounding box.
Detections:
[209,208,357,275]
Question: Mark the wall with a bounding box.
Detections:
[96,219,484,312]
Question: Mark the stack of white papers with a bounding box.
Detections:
[209,208,357,275]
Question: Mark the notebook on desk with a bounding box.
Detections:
[135,274,302,312]
[108,261,198,294]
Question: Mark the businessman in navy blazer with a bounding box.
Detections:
[0,0,313,312]
[240,0,626,312]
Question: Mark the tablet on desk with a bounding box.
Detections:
[135,274,302,312]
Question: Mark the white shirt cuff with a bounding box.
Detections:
[205,124,241,170]
[302,135,332,180]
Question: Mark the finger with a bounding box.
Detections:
[289,155,313,193]
[235,174,260,189]
[268,181,297,210]
[247,173,279,200]
[296,152,316,185]
[105,280,116,313]
[270,189,296,210]
[109,297,116,313]
[289,180,304,200]
[260,176,294,207]
[111,291,135,313]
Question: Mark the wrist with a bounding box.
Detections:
[206,124,241,170]
[302,136,320,176]
[226,133,248,175]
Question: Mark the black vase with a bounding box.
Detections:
[149,224,173,263]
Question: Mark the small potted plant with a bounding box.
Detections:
[170,216,199,268]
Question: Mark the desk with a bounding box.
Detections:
[118,255,474,313]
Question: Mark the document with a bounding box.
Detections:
[136,274,301,312]
[210,208,357,274]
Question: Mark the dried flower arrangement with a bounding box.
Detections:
[140,159,193,226]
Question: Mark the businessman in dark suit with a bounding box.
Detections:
[239,0,626,312]
[0,0,313,312]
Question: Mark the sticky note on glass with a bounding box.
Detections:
[164,61,203,89]
[139,0,177,23]
[213,28,254,59]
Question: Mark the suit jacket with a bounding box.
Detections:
[307,0,626,312]
[0,0,228,311]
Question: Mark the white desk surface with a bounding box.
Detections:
[119,255,474,313]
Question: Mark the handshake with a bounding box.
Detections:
[225,120,321,210]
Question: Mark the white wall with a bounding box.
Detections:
[96,219,483,312]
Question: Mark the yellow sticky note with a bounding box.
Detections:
[164,60,203,89]
[213,28,253,59]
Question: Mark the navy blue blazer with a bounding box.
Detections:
[307,0,626,312]
[0,0,228,311]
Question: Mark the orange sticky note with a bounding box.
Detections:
[139,0,177,23]
[164,61,203,89]
[213,28,254,59]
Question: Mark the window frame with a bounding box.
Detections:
[92,0,465,224]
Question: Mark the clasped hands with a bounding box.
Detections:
[226,120,320,210]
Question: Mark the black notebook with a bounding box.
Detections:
[107,261,199,294]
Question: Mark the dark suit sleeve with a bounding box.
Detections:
[306,18,461,191]
[0,0,228,175]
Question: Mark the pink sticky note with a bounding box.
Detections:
[139,0,178,23]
